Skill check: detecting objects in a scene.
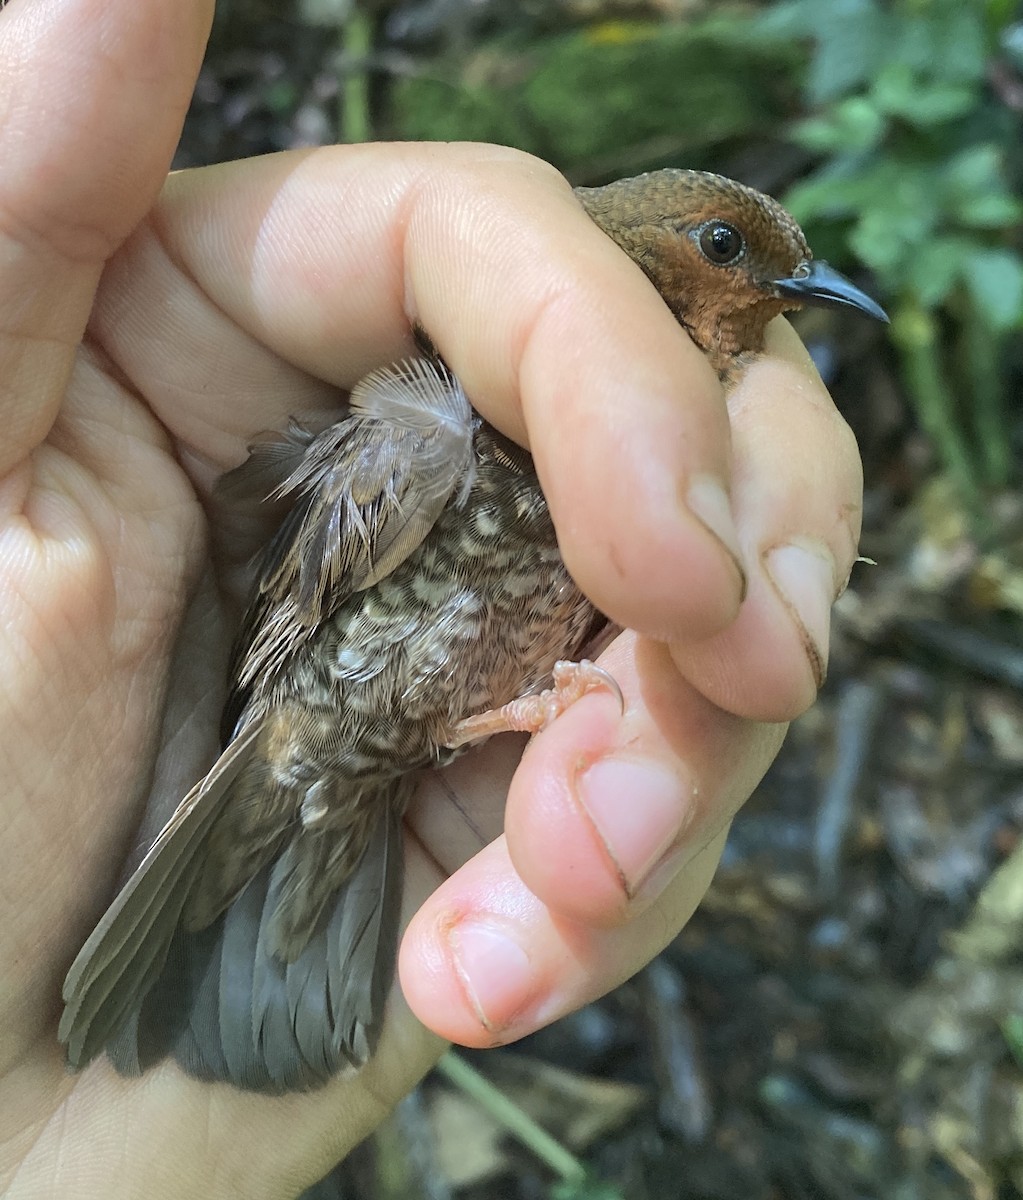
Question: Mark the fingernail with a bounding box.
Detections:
[764,539,837,689]
[685,475,747,601]
[449,919,535,1035]
[574,757,693,899]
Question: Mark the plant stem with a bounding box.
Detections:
[340,7,372,144]
[435,1051,588,1185]
[961,295,1010,488]
[891,295,979,501]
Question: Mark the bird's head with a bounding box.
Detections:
[576,169,887,377]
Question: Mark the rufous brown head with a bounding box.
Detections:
[576,169,887,376]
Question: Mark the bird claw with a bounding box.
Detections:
[445,659,624,749]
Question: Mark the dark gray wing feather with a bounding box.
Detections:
[217,875,275,1089]
[59,724,262,1069]
[104,785,407,1092]
[327,798,406,1064]
[286,948,332,1077]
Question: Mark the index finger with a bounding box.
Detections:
[104,142,744,642]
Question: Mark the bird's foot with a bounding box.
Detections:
[446,660,623,749]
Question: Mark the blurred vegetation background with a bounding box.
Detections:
[175,3,1023,1198]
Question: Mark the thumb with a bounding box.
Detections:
[0,0,212,478]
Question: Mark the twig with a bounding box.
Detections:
[435,1051,588,1185]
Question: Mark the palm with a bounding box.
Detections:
[1,328,201,1059]
[1,203,469,1193]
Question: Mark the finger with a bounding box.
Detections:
[505,632,784,926]
[400,634,784,1043]
[668,318,863,721]
[93,143,745,642]
[0,0,213,478]
[400,819,730,1049]
[403,150,744,645]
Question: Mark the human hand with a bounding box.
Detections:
[0,0,861,1196]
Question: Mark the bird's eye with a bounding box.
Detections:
[697,221,745,265]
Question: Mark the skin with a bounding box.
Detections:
[0,0,862,1196]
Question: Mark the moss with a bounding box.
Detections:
[389,18,801,179]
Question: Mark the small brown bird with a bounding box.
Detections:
[59,169,886,1092]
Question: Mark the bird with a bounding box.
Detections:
[59,168,888,1093]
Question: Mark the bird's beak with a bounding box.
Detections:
[771,260,889,323]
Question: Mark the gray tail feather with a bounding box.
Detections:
[107,803,405,1092]
[60,726,262,1070]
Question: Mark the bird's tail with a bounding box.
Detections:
[60,726,407,1092]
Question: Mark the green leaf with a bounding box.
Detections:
[299,0,351,26]
[957,192,1023,228]
[755,0,888,101]
[791,96,885,152]
[849,205,936,281]
[963,248,1023,332]
[1001,1014,1023,1069]
[942,145,1023,228]
[786,160,892,223]
[754,0,858,41]
[888,0,987,83]
[265,81,297,115]
[1002,21,1023,71]
[871,63,976,125]
[807,1,890,102]
[784,169,862,223]
[945,144,1007,196]
[925,1,989,83]
[905,236,974,307]
[788,159,941,246]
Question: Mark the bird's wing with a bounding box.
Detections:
[59,723,263,1069]
[105,786,408,1091]
[223,357,476,731]
[216,417,323,505]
